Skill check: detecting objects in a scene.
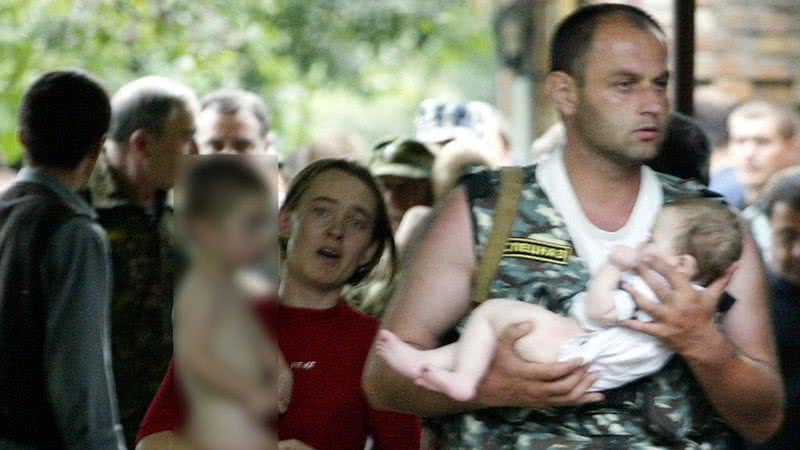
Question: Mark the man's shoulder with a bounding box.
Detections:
[86,152,138,211]
[49,216,109,251]
[460,164,539,201]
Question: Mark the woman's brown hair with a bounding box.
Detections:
[280,158,397,285]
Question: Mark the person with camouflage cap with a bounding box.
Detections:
[369,138,435,229]
[364,4,782,449]
[86,76,198,448]
[344,139,435,318]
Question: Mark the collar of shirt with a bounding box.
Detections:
[87,150,139,210]
[17,166,98,220]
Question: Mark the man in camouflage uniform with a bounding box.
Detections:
[346,138,435,318]
[86,76,198,448]
[364,4,783,449]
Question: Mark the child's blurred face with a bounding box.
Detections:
[208,192,274,268]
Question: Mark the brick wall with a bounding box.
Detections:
[605,0,800,105]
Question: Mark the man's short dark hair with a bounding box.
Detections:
[18,70,111,170]
[761,168,800,218]
[550,4,665,83]
[200,89,271,138]
[109,76,197,144]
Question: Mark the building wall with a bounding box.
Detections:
[607,0,800,105]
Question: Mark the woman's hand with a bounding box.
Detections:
[474,322,604,408]
[279,439,317,450]
[135,431,190,450]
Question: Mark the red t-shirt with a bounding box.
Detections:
[137,299,421,450]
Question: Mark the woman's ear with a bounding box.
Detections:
[278,208,291,240]
[675,254,698,280]
[545,71,578,117]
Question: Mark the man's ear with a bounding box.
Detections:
[546,71,578,117]
[676,254,698,280]
[16,129,27,148]
[88,137,104,163]
[129,129,151,160]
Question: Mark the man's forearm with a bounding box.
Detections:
[686,327,784,443]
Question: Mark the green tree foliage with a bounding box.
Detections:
[0,0,495,164]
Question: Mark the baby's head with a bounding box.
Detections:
[178,155,275,269]
[644,198,743,286]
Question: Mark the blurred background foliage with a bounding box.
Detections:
[0,0,496,164]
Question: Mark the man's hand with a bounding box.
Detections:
[622,253,736,359]
[279,439,316,450]
[475,322,604,408]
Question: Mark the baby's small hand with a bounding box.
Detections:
[609,246,639,269]
[279,439,316,450]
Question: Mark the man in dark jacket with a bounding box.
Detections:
[0,70,125,449]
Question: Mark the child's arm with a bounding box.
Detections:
[585,246,639,326]
[175,284,274,419]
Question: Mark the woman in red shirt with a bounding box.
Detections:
[136,159,421,450]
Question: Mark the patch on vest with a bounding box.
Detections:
[503,237,571,265]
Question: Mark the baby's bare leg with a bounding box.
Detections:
[376,330,457,380]
[418,299,537,400]
[419,299,585,400]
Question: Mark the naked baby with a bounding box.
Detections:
[173,156,291,450]
[378,198,743,401]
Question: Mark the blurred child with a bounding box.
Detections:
[173,155,291,449]
[378,198,743,400]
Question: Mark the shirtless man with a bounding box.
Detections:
[364,4,783,448]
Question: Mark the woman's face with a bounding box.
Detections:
[280,169,379,291]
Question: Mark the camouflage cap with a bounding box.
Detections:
[369,138,434,179]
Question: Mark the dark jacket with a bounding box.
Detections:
[0,168,124,449]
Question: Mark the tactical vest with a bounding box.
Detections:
[427,165,736,450]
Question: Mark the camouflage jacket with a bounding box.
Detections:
[86,153,179,448]
[427,165,735,450]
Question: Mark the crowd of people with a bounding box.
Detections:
[0,3,799,450]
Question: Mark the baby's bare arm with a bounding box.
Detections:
[585,247,637,326]
[175,278,273,417]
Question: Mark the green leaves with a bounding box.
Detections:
[0,0,494,164]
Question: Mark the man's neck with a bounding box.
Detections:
[563,140,643,232]
[33,165,84,192]
[105,144,157,209]
[279,270,341,310]
[743,187,760,208]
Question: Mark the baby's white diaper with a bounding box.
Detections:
[558,326,673,392]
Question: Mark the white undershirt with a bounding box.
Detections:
[536,150,663,275]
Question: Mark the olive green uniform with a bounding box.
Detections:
[86,153,178,448]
